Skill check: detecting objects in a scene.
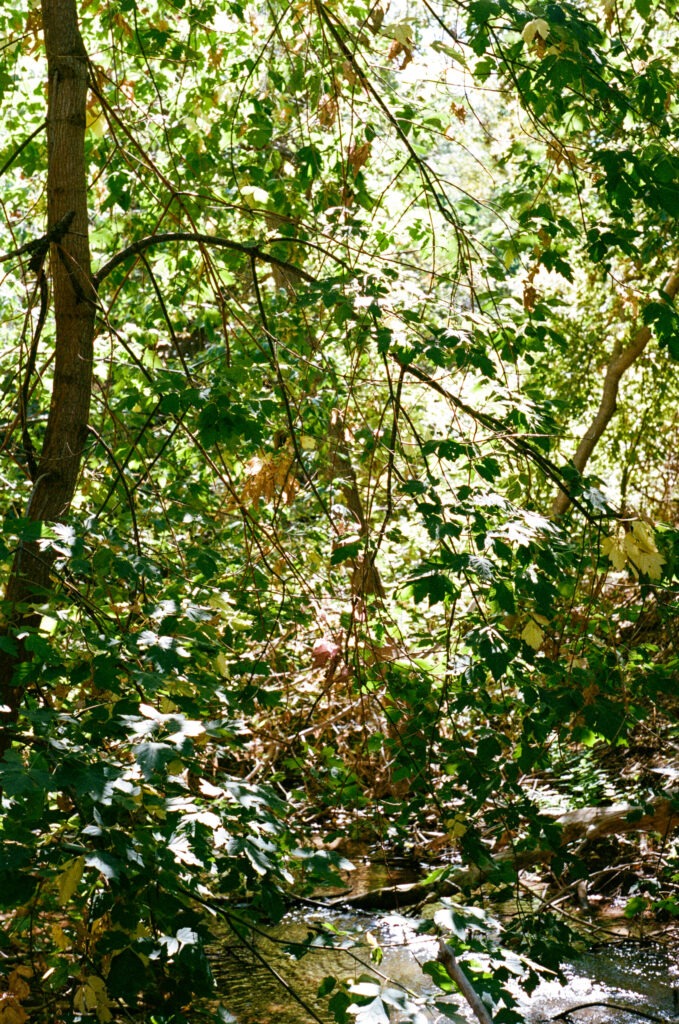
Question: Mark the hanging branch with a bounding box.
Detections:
[393,356,597,521]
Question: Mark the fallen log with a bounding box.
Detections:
[328,793,677,911]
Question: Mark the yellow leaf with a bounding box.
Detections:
[385,22,414,47]
[57,857,84,906]
[631,520,659,554]
[521,620,544,650]
[51,923,71,950]
[86,106,106,138]
[446,813,468,839]
[601,535,627,571]
[623,524,665,579]
[74,977,112,1023]
[638,551,664,579]
[522,18,549,43]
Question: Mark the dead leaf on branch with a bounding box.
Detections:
[387,39,413,69]
[342,60,365,89]
[0,995,28,1024]
[317,93,339,127]
[368,3,386,34]
[348,141,371,175]
[523,282,537,312]
[311,638,340,667]
[241,449,298,508]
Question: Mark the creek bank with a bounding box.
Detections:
[322,793,678,912]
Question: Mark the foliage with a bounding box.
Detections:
[0,0,678,1020]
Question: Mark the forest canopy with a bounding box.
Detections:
[0,0,677,1021]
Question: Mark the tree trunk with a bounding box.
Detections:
[0,1,95,757]
[552,260,679,517]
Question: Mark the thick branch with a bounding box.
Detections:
[552,259,679,516]
[94,232,317,287]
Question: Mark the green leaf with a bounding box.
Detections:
[107,949,148,999]
[330,538,362,565]
[408,572,454,606]
[135,741,176,779]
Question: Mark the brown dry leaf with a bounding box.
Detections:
[547,140,566,169]
[311,638,341,668]
[23,10,42,53]
[368,4,386,34]
[113,12,134,37]
[537,227,552,249]
[387,40,413,69]
[582,682,599,706]
[348,141,371,175]
[523,282,537,312]
[241,450,297,508]
[8,968,32,1002]
[0,995,28,1024]
[317,94,338,127]
[450,102,466,122]
[342,60,360,87]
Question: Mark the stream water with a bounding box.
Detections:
[210,861,679,1024]
[211,910,678,1024]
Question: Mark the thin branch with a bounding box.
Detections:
[437,939,493,1024]
[250,255,338,534]
[0,121,46,180]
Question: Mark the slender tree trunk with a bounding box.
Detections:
[552,260,679,517]
[0,1,95,757]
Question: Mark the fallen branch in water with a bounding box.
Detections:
[328,793,677,911]
[550,1001,669,1023]
[437,939,493,1024]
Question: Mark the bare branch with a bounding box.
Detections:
[437,939,493,1024]
[552,258,679,516]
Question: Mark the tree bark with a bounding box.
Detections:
[0,2,95,756]
[552,260,679,516]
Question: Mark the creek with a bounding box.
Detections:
[210,860,679,1024]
